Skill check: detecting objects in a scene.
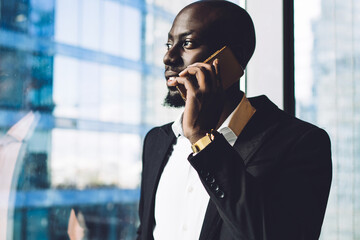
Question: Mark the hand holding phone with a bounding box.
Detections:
[176,46,244,101]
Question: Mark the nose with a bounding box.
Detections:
[163,45,182,66]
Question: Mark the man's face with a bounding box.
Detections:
[163,6,222,107]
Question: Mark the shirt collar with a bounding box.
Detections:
[226,93,256,136]
[217,93,256,145]
[171,93,256,141]
[172,113,184,137]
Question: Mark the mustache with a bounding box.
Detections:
[165,66,184,73]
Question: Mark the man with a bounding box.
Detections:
[137,1,332,240]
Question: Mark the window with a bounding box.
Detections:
[295,0,360,238]
[0,0,218,239]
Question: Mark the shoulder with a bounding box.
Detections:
[144,122,174,143]
[281,109,329,143]
[248,95,330,145]
[142,122,174,154]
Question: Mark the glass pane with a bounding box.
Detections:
[0,0,246,238]
[55,0,80,45]
[80,0,102,50]
[295,0,360,239]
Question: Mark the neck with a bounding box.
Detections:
[216,86,244,129]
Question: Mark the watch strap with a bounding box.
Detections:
[191,130,216,153]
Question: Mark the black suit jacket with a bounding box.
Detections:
[137,95,332,240]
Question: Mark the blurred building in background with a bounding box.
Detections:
[0,0,199,239]
[295,0,360,239]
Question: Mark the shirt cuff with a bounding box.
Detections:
[218,127,238,147]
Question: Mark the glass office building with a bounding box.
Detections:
[0,0,194,239]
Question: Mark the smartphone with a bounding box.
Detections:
[176,46,244,101]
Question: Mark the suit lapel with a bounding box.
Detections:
[143,123,176,237]
[233,95,284,166]
[148,124,177,197]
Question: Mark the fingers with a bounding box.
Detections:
[178,60,220,92]
[179,66,208,91]
[167,76,197,95]
[167,60,221,103]
[212,59,220,88]
[185,59,219,75]
[213,58,219,76]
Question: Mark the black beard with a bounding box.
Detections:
[163,88,185,108]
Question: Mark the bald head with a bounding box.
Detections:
[176,0,256,69]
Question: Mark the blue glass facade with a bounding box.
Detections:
[0,0,188,239]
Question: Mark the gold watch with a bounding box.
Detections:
[191,130,216,153]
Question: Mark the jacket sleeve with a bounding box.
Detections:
[188,127,332,240]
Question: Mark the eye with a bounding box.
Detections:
[182,40,194,49]
[165,43,172,50]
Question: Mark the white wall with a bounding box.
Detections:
[245,0,284,109]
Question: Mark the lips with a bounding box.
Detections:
[165,71,179,80]
[164,71,179,92]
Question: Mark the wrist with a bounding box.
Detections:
[191,129,217,153]
[187,131,208,145]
